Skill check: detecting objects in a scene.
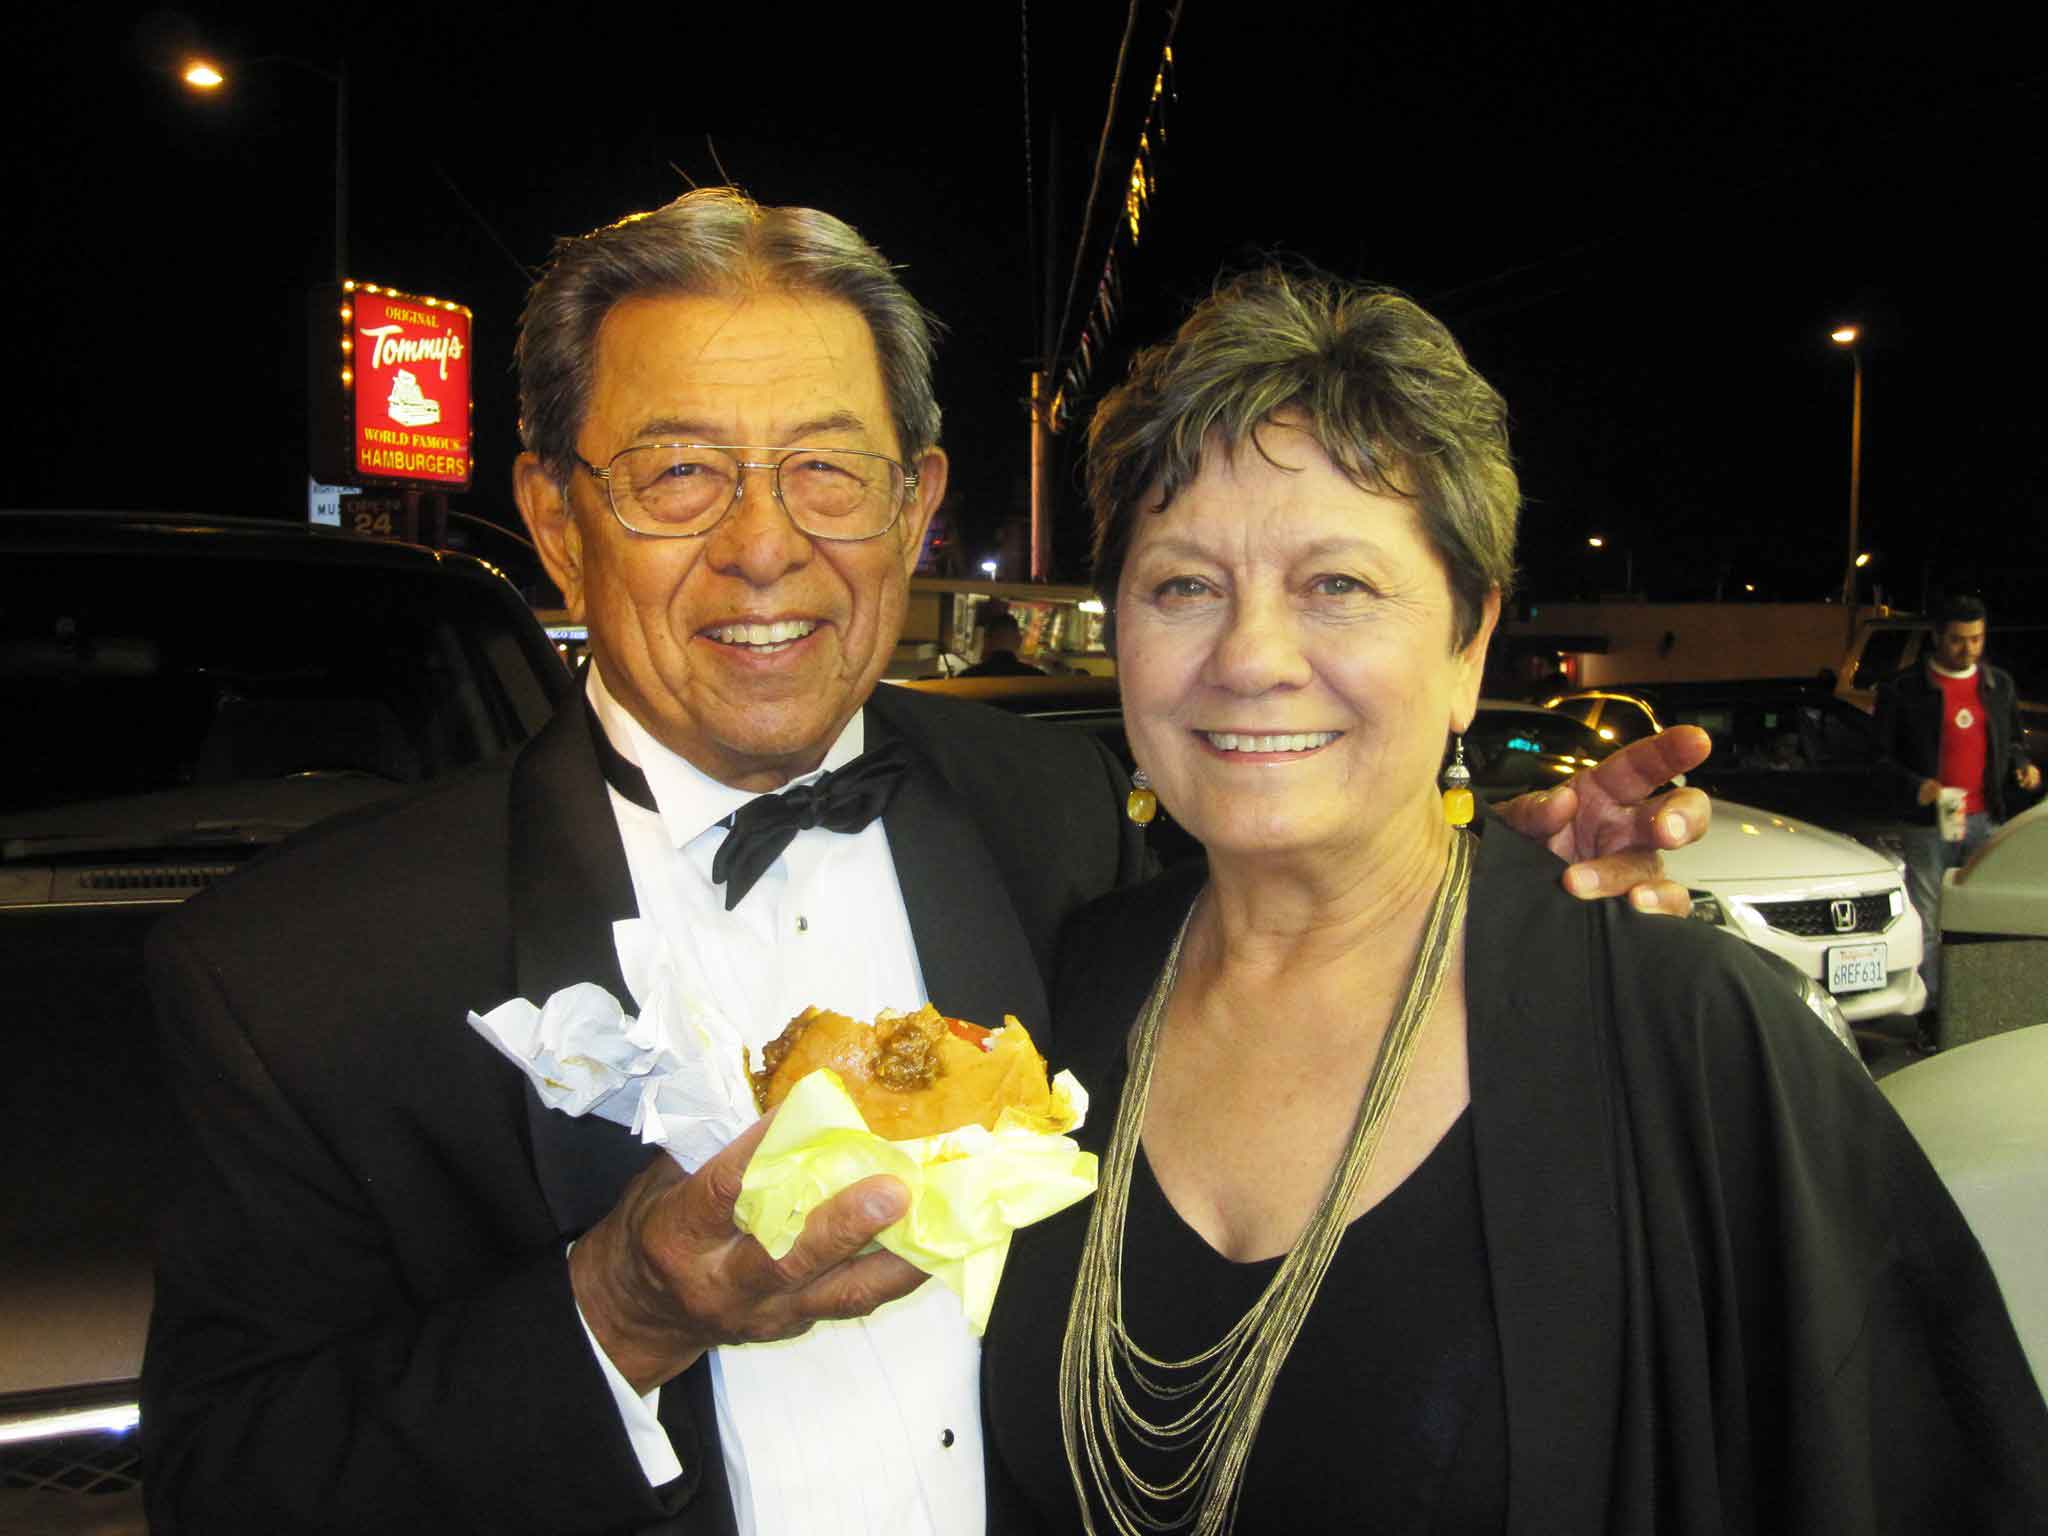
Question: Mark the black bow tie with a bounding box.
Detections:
[709,740,910,910]
[584,697,910,909]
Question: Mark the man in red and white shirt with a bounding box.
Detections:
[1875,594,2042,1015]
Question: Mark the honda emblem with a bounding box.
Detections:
[1830,898,1857,933]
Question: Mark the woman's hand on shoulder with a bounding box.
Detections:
[1492,725,1712,916]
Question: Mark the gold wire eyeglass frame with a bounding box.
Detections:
[572,443,919,542]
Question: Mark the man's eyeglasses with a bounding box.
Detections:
[573,443,918,542]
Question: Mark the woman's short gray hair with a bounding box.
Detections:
[517,188,943,478]
[1088,266,1518,649]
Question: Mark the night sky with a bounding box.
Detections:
[11,3,2042,613]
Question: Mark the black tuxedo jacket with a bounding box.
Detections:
[140,683,1144,1535]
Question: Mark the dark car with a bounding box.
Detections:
[1537,678,2001,849]
[0,512,574,1533]
[1454,699,1614,799]
[898,679,1864,1056]
[893,674,1205,867]
[1838,616,2047,766]
[892,681,1616,865]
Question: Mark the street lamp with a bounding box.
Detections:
[1586,535,1633,596]
[1830,326,1864,619]
[182,52,350,282]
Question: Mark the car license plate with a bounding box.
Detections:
[1826,942,1887,995]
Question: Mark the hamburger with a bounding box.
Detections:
[749,1004,1058,1141]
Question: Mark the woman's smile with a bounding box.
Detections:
[1194,729,1345,756]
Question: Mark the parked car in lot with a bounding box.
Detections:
[0,512,574,1533]
[895,685,1624,864]
[1541,678,1963,848]
[1837,615,2047,765]
[1659,800,1925,1025]
[895,674,1203,868]
[1454,698,1617,797]
[1469,703,1921,1030]
[897,681,1873,1054]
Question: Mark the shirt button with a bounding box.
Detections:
[795,915,809,932]
[940,1429,955,1448]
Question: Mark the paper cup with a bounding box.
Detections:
[1937,785,1967,842]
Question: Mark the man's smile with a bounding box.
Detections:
[703,618,822,654]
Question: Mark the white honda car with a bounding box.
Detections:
[1661,800,1926,1025]
[1461,701,1924,1028]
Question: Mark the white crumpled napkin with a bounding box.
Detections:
[470,928,1099,1333]
[466,917,756,1171]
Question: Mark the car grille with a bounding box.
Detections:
[1751,893,1893,938]
[76,865,238,895]
[0,1429,140,1497]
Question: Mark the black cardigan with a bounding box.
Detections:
[991,816,2047,1534]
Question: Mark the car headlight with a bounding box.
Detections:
[1687,889,1724,925]
[1792,973,1861,1061]
[1749,949,1864,1065]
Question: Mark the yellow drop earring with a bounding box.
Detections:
[1127,768,1158,826]
[1441,737,1474,827]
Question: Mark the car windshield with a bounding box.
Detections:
[1,552,558,823]
[1467,708,1613,765]
[1852,627,1918,690]
[1662,699,1877,771]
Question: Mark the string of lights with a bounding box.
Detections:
[1043,13,1179,435]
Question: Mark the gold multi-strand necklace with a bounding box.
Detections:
[1059,829,1474,1535]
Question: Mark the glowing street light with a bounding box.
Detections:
[1586,535,1632,595]
[980,559,999,578]
[179,50,349,281]
[1830,325,1865,624]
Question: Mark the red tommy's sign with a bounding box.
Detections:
[309,282,475,489]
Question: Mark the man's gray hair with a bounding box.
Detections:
[1087,266,1519,649]
[518,188,943,477]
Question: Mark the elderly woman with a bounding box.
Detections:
[981,270,2046,1534]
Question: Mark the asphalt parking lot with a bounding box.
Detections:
[1857,1019,1929,1080]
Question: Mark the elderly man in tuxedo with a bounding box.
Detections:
[140,189,1709,1535]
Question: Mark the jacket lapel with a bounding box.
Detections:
[508,698,661,1236]
[869,708,1052,1035]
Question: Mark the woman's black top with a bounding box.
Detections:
[982,1008,1508,1535]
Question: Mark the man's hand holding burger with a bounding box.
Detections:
[570,1114,926,1396]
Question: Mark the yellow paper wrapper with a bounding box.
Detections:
[733,1066,1097,1334]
